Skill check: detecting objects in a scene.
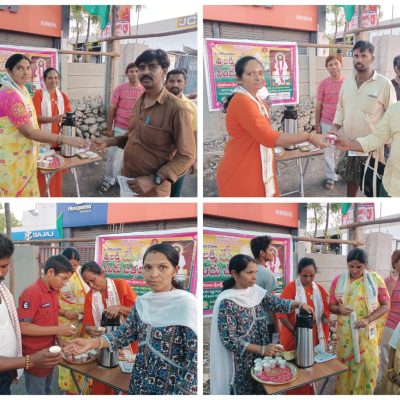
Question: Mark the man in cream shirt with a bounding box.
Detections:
[330,40,396,197]
[334,101,400,197]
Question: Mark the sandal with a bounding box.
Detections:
[324,179,335,191]
[98,181,112,193]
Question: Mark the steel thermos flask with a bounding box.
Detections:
[60,112,77,157]
[283,105,298,150]
[295,308,314,368]
[97,313,120,368]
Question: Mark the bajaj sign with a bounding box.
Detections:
[12,229,61,241]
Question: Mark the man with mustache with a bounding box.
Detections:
[0,234,61,395]
[329,40,396,197]
[165,68,197,197]
[92,49,196,197]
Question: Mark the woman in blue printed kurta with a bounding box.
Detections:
[210,254,314,395]
[65,244,197,395]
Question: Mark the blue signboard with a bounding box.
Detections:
[12,229,61,241]
[57,203,108,228]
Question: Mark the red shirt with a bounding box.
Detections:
[18,279,59,376]
[111,82,144,129]
[316,76,345,125]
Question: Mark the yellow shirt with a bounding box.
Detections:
[333,71,396,141]
[357,101,400,197]
[180,94,197,133]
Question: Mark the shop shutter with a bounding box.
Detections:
[204,216,293,235]
[0,31,55,48]
[204,21,311,55]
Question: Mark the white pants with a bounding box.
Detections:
[321,122,338,181]
[103,127,126,185]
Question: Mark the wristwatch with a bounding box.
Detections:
[153,174,163,185]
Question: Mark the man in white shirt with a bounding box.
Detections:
[0,234,61,395]
[330,40,396,196]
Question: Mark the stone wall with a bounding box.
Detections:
[204,97,316,178]
[70,96,107,139]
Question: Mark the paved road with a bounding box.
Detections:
[62,149,197,198]
[204,148,367,198]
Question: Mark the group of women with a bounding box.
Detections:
[0,53,87,197]
[210,247,400,395]
[57,243,198,395]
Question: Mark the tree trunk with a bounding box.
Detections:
[135,9,140,43]
[83,16,91,63]
[74,21,80,62]
[323,203,330,254]
[313,208,318,238]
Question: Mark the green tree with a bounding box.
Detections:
[322,203,342,253]
[134,5,146,42]
[0,204,22,233]
[70,5,87,62]
[326,6,346,45]
[307,203,325,238]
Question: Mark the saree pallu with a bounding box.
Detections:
[0,88,39,197]
[58,271,89,394]
[335,274,385,394]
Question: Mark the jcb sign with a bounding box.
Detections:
[177,14,197,29]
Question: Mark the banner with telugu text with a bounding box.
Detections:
[204,38,299,111]
[0,44,58,95]
[102,5,131,38]
[203,228,293,315]
[95,228,197,297]
[341,203,375,226]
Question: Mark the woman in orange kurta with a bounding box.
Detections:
[277,257,330,394]
[81,261,137,395]
[32,67,72,197]
[216,56,325,197]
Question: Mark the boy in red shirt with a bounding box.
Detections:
[18,255,76,395]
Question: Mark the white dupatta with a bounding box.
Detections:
[234,85,276,197]
[135,289,197,335]
[0,282,23,378]
[40,86,65,133]
[92,278,120,327]
[335,270,378,363]
[210,285,266,395]
[295,277,326,348]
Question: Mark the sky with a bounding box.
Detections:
[132,4,196,25]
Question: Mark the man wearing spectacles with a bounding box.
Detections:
[92,49,196,197]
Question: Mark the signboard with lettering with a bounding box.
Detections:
[177,14,197,29]
[204,38,299,111]
[341,203,375,226]
[102,5,131,38]
[203,228,293,315]
[0,45,58,95]
[12,229,61,241]
[57,203,108,228]
[95,228,197,297]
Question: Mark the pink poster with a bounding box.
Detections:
[95,228,197,296]
[204,38,299,111]
[203,228,293,315]
[0,44,58,95]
